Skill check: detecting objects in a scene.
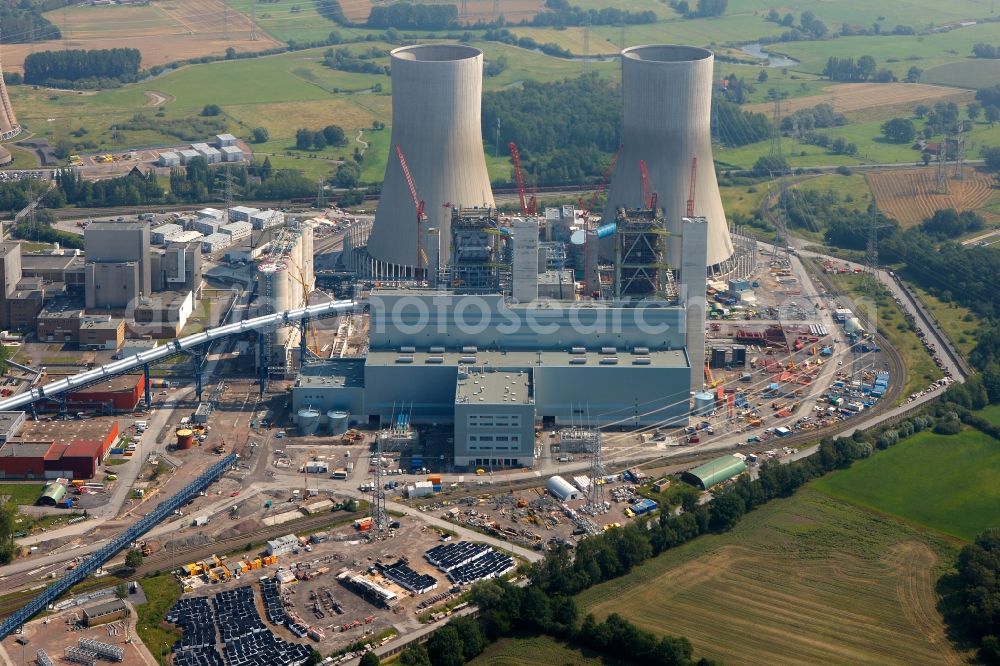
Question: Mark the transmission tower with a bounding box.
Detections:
[934,138,949,194]
[582,20,591,73]
[223,0,230,41]
[585,430,607,514]
[460,0,468,17]
[369,435,388,537]
[316,177,327,209]
[773,177,792,264]
[953,124,966,179]
[493,0,500,20]
[769,93,783,160]
[864,196,892,294]
[250,6,258,41]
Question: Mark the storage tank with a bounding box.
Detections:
[327,410,349,435]
[176,428,195,449]
[692,391,716,416]
[604,45,734,270]
[367,45,495,275]
[298,408,320,436]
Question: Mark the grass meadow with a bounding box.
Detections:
[814,419,1000,541]
[575,487,963,665]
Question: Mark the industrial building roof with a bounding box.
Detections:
[229,206,260,217]
[296,359,365,389]
[152,223,183,235]
[39,301,85,320]
[0,441,52,458]
[222,222,252,232]
[199,208,224,219]
[83,599,127,618]
[682,455,747,490]
[171,231,203,243]
[456,370,531,405]
[366,348,688,369]
[221,146,243,154]
[0,243,18,258]
[537,269,575,285]
[64,439,103,458]
[216,133,237,142]
[87,221,146,232]
[0,412,24,437]
[12,418,119,446]
[81,318,123,331]
[21,254,84,271]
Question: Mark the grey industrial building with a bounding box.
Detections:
[293,217,706,468]
[84,223,151,309]
[151,242,202,296]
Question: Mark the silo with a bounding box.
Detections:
[604,45,734,270]
[0,46,21,140]
[257,259,295,353]
[327,410,349,435]
[298,408,320,435]
[176,428,195,449]
[692,391,716,416]
[367,45,495,275]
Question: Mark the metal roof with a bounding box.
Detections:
[683,455,747,490]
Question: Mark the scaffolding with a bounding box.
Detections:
[369,434,388,537]
[79,638,124,662]
[439,207,510,293]
[613,207,670,300]
[585,430,607,514]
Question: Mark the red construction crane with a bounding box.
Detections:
[579,143,623,218]
[508,142,535,216]
[394,144,428,273]
[638,159,657,209]
[686,156,698,217]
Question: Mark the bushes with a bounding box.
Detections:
[941,529,1000,663]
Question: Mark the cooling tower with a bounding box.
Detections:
[0,45,20,141]
[367,45,495,274]
[604,45,733,270]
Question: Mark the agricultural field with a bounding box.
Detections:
[0,0,281,73]
[727,0,996,28]
[814,420,1000,541]
[867,167,1000,228]
[469,634,613,666]
[508,27,620,55]
[921,59,1000,90]
[828,272,944,401]
[576,487,963,666]
[226,0,356,43]
[744,83,972,119]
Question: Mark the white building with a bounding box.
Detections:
[221,221,252,242]
[250,210,284,230]
[192,218,221,236]
[151,223,184,245]
[220,146,244,162]
[158,151,180,167]
[198,208,225,221]
[201,233,231,253]
[179,149,200,165]
[228,206,260,223]
[170,230,203,244]
[215,133,238,147]
[266,534,299,556]
[546,475,580,501]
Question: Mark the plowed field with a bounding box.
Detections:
[867,167,998,228]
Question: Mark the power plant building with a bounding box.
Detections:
[367,45,495,277]
[255,224,314,371]
[604,45,734,273]
[84,223,151,309]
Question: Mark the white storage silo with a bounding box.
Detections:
[298,408,321,435]
[692,391,716,416]
[327,410,350,435]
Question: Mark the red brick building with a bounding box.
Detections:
[0,419,120,480]
[63,375,145,413]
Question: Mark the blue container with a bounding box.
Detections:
[596,223,617,238]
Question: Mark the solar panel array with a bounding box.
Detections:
[381,560,439,594]
[424,541,515,585]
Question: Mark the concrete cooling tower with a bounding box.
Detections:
[367,45,495,276]
[0,45,21,141]
[604,45,733,270]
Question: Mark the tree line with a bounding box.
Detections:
[23,48,142,87]
[823,55,895,83]
[972,43,1000,59]
[0,4,61,44]
[531,0,656,27]
[323,47,390,75]
[942,529,1000,663]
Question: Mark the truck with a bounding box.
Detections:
[192,516,209,527]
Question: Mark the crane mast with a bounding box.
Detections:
[394,144,428,274]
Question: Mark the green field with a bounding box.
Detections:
[135,574,182,664]
[0,483,45,506]
[922,59,1000,89]
[727,0,995,27]
[814,420,1000,541]
[469,633,616,666]
[576,487,962,665]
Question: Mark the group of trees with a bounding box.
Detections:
[972,43,1000,59]
[56,167,164,208]
[323,47,390,75]
[765,9,828,41]
[781,103,847,133]
[0,4,61,44]
[714,98,772,147]
[0,501,18,565]
[482,74,620,185]
[918,208,984,241]
[823,55,894,82]
[367,4,458,30]
[942,530,1000,663]
[800,131,858,156]
[532,0,656,26]
[670,0,727,19]
[23,48,142,87]
[881,117,917,143]
[294,125,348,151]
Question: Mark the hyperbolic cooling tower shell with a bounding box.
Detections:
[0,46,20,139]
[368,45,495,270]
[604,45,734,269]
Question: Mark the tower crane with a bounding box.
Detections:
[508,142,536,216]
[686,157,697,217]
[394,144,429,276]
[638,159,658,210]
